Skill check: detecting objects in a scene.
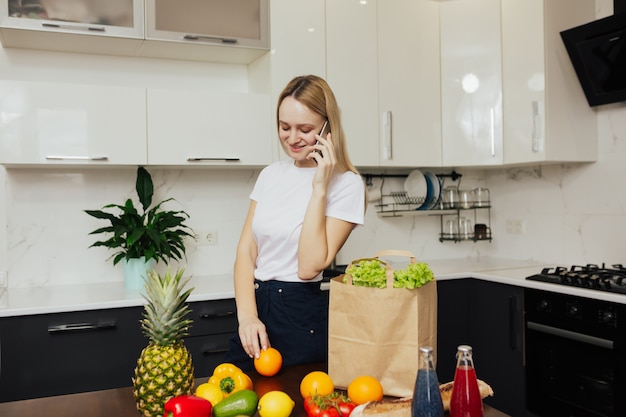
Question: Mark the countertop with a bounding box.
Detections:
[0,361,510,417]
[2,256,626,318]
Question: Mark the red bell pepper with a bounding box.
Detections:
[163,395,212,417]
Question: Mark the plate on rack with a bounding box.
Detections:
[404,170,428,206]
[421,171,441,210]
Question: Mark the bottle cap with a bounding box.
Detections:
[457,344,472,353]
[419,346,433,354]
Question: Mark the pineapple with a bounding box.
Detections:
[132,268,195,417]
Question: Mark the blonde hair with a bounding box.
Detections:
[277,75,360,176]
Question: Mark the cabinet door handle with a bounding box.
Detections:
[531,100,544,152]
[48,321,117,334]
[183,34,238,44]
[382,111,392,160]
[508,296,520,350]
[42,22,105,32]
[199,311,236,320]
[490,108,496,157]
[200,346,229,356]
[186,158,241,163]
[46,156,109,161]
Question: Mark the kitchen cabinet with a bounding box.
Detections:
[0,0,269,64]
[440,0,503,167]
[0,298,238,402]
[438,279,525,417]
[325,0,442,168]
[146,88,273,167]
[142,0,269,64]
[501,0,597,164]
[0,306,146,402]
[248,0,326,163]
[440,0,596,167]
[0,80,147,166]
[184,298,238,378]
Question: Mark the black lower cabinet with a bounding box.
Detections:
[0,298,239,403]
[438,279,526,417]
[184,298,238,378]
[0,306,145,402]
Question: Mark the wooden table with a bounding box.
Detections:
[0,362,509,417]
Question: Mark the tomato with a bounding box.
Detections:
[319,408,341,417]
[337,400,356,417]
[304,396,324,417]
[304,392,355,417]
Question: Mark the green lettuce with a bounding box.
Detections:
[345,259,434,289]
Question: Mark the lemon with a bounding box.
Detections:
[195,382,224,406]
[257,390,295,417]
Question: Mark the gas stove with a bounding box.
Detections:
[526,263,626,294]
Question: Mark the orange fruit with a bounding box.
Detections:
[254,347,283,377]
[347,375,384,405]
[299,371,334,398]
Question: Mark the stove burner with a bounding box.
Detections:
[527,263,626,294]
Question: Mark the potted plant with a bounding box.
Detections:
[85,166,194,290]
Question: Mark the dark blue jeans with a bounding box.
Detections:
[223,279,328,372]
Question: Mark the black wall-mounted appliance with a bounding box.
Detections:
[560,11,626,107]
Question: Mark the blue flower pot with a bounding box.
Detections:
[122,257,156,291]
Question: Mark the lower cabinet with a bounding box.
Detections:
[0,306,145,402]
[184,298,238,378]
[437,279,526,417]
[0,298,238,402]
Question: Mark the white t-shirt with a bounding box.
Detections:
[251,160,365,283]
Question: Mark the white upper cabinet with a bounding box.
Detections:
[377,0,441,168]
[142,0,269,63]
[501,0,597,165]
[326,0,441,168]
[254,0,326,163]
[0,0,269,64]
[146,88,273,167]
[0,80,147,166]
[325,0,379,167]
[440,0,503,167]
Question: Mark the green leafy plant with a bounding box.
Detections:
[345,258,434,289]
[85,166,194,265]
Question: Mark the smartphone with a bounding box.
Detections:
[317,120,329,140]
[314,120,329,163]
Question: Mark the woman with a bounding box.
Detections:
[224,75,365,370]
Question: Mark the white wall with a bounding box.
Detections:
[1,0,624,288]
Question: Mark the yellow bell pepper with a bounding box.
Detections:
[208,363,253,397]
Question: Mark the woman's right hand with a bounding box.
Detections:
[237,316,270,359]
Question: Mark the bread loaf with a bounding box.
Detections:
[351,380,493,417]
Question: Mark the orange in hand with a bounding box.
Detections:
[254,347,283,377]
[347,375,384,405]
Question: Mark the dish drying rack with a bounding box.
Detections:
[362,171,492,243]
[363,171,461,215]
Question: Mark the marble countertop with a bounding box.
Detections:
[2,257,626,317]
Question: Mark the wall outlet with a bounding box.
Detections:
[506,219,526,235]
[196,229,218,246]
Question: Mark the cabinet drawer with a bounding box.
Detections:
[188,299,238,337]
[0,307,145,402]
[185,333,235,378]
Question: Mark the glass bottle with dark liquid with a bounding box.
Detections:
[450,345,483,417]
[411,346,444,417]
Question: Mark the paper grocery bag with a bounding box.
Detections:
[327,250,437,398]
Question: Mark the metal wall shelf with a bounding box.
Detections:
[363,171,492,243]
